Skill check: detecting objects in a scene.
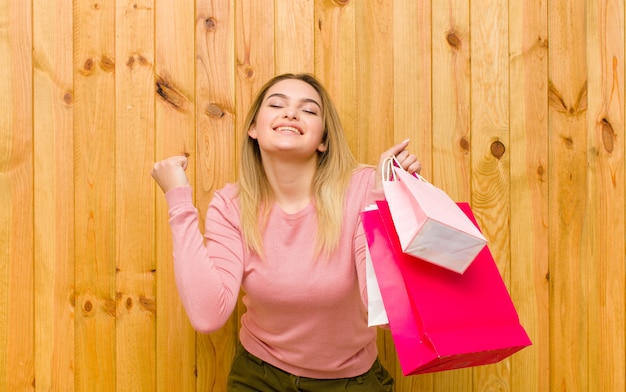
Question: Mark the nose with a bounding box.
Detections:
[283,107,298,120]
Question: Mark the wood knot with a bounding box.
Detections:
[80,58,95,76]
[205,17,217,31]
[600,118,615,153]
[92,2,100,10]
[139,296,156,314]
[83,300,93,313]
[63,91,73,105]
[562,136,574,148]
[537,164,544,177]
[490,140,505,159]
[156,76,186,110]
[100,55,115,72]
[244,66,254,79]
[459,137,470,152]
[446,31,461,49]
[125,297,133,310]
[206,103,225,118]
[333,0,350,5]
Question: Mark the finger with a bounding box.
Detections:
[380,138,410,160]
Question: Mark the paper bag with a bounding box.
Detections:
[361,200,531,375]
[382,157,487,273]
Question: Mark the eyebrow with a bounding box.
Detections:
[266,93,322,110]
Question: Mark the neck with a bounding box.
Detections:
[261,156,318,213]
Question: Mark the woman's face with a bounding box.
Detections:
[248,78,326,161]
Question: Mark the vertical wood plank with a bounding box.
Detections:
[548,0,589,390]
[196,0,237,390]
[275,0,314,74]
[354,0,394,165]
[470,0,512,390]
[0,0,34,390]
[431,0,471,200]
[33,0,75,390]
[431,0,472,388]
[354,0,395,379]
[314,0,357,145]
[585,0,626,390]
[73,0,117,390]
[393,1,434,390]
[115,0,157,390]
[155,0,197,390]
[508,0,550,390]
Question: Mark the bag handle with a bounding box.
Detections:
[383,155,428,183]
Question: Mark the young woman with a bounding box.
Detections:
[151,73,420,391]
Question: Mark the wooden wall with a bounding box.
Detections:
[1,0,624,391]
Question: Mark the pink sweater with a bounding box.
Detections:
[165,166,383,379]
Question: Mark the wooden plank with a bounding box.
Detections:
[154,0,197,391]
[431,0,471,200]
[585,1,626,390]
[73,0,117,390]
[115,0,156,390]
[33,0,75,390]
[508,0,550,390]
[354,0,396,379]
[470,0,512,390]
[196,0,237,390]
[354,0,394,165]
[275,0,314,74]
[314,0,357,147]
[392,1,434,390]
[431,0,472,388]
[0,0,34,389]
[547,0,589,390]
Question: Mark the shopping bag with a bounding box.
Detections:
[361,200,531,375]
[382,157,487,273]
[366,242,389,327]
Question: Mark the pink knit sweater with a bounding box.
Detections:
[165,166,383,379]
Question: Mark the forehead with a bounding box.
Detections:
[264,79,321,102]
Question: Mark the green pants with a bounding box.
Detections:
[227,344,395,392]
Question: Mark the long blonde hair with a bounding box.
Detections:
[238,73,358,257]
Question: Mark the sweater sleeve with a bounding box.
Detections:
[165,186,244,334]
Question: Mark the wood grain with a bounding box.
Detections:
[115,0,157,390]
[548,0,589,390]
[155,0,197,390]
[73,1,117,390]
[0,0,34,390]
[276,0,314,75]
[585,1,625,391]
[509,0,550,390]
[33,0,75,390]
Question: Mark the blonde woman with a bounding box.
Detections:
[151,73,420,391]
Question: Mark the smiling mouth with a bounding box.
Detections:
[274,126,303,135]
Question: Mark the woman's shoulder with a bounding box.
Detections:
[211,182,240,208]
[351,164,376,182]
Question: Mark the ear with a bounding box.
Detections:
[248,124,258,139]
[317,141,327,153]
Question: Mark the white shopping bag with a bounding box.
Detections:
[365,209,389,327]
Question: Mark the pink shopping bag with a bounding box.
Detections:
[382,157,487,273]
[361,200,531,375]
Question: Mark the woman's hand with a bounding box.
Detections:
[151,155,190,194]
[374,139,421,190]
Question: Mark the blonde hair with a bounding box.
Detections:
[238,73,358,257]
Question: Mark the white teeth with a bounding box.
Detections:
[275,126,301,135]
